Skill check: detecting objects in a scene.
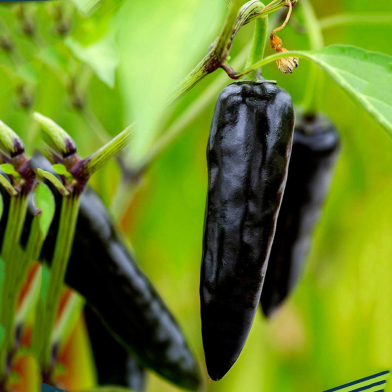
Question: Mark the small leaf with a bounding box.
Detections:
[52,164,68,175]
[0,164,20,178]
[52,164,73,179]
[34,183,55,238]
[65,35,119,88]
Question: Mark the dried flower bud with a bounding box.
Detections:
[270,35,283,50]
[270,35,299,74]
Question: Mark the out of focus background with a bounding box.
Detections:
[0,0,392,391]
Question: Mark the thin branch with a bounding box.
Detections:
[83,123,134,176]
[170,0,289,104]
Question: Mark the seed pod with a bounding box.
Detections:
[201,82,294,381]
[260,114,340,317]
[1,154,202,392]
[84,306,146,392]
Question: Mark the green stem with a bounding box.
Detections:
[243,4,268,81]
[35,195,81,374]
[320,13,392,30]
[0,195,28,379]
[227,50,318,78]
[300,0,324,115]
[0,195,28,269]
[84,123,134,176]
[5,214,45,350]
[170,0,289,104]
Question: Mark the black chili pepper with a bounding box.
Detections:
[260,113,340,317]
[1,155,202,391]
[84,306,146,392]
[200,82,294,381]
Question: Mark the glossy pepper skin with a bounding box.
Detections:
[0,155,202,392]
[84,306,146,392]
[260,114,340,317]
[201,82,294,381]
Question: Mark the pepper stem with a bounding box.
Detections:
[243,5,268,82]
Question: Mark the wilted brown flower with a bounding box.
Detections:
[270,35,299,74]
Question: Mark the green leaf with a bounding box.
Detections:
[250,45,392,136]
[34,183,55,238]
[116,0,226,160]
[297,46,392,135]
[65,35,119,88]
[52,164,68,176]
[52,164,73,179]
[0,164,20,178]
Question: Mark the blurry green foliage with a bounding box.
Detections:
[0,0,392,391]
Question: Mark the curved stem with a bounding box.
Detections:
[170,0,291,104]
[320,13,392,30]
[227,50,315,78]
[243,3,268,82]
[84,123,134,176]
[300,0,324,115]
